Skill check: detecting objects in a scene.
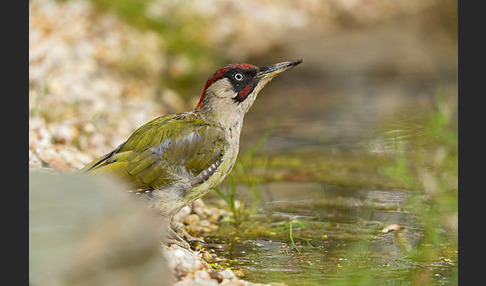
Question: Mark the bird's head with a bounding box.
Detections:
[195,59,303,128]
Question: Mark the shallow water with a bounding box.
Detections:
[204,182,441,285]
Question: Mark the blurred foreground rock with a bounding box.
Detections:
[29,171,171,286]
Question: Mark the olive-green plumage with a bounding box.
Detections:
[81,113,225,190]
[80,59,302,219]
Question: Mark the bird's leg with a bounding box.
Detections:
[166,223,191,249]
[166,221,205,250]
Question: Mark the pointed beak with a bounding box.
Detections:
[257,59,303,80]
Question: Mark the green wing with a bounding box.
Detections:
[80,113,226,189]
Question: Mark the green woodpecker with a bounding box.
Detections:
[80,59,303,219]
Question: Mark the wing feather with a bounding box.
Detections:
[80,113,226,190]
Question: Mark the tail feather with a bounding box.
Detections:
[78,144,123,174]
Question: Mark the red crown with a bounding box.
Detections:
[195,63,258,109]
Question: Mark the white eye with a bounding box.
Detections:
[234,73,244,81]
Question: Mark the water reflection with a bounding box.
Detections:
[205,182,428,284]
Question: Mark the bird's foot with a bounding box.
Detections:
[166,221,205,250]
